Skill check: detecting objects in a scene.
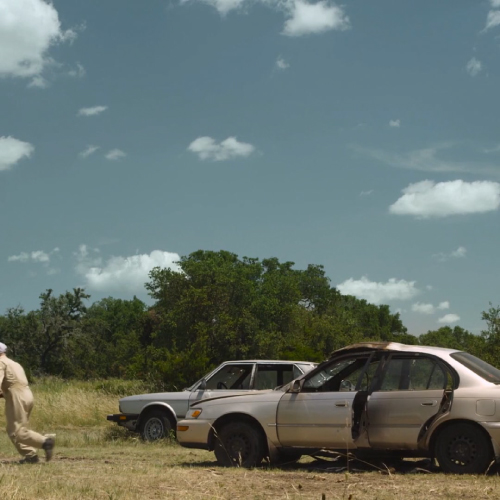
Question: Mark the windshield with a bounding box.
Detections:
[451,352,500,384]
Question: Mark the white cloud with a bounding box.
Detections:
[0,136,34,171]
[491,0,500,6]
[188,136,256,161]
[28,75,49,89]
[276,56,290,70]
[450,246,467,258]
[282,0,350,36]
[438,313,460,325]
[412,301,450,315]
[68,63,86,78]
[181,0,350,36]
[359,190,374,196]
[8,248,59,274]
[75,247,181,293]
[337,276,419,305]
[389,119,400,128]
[411,302,435,315]
[433,246,467,262]
[189,0,246,16]
[77,106,108,117]
[466,57,482,77]
[79,145,100,158]
[354,143,500,176]
[0,0,78,80]
[484,9,500,31]
[105,149,126,161]
[389,180,500,218]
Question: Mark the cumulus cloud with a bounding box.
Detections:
[77,106,108,117]
[188,136,256,161]
[337,276,419,305]
[389,119,401,128]
[412,301,450,315]
[0,0,78,80]
[0,136,34,171]
[79,145,99,159]
[282,0,350,36]
[466,57,482,77]
[105,149,126,161]
[389,180,500,218]
[75,246,181,293]
[354,143,500,176]
[433,246,467,262]
[276,56,290,70]
[181,0,350,36]
[438,313,460,325]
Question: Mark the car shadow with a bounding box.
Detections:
[178,454,500,475]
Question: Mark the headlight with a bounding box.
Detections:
[187,408,203,419]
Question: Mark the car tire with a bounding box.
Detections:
[140,409,173,442]
[214,421,266,467]
[435,422,493,474]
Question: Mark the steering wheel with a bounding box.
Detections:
[217,381,228,389]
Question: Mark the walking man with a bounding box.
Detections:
[0,342,55,464]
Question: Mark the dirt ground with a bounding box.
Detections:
[1,441,500,499]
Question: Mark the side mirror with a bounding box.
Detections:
[199,379,207,390]
[289,379,303,394]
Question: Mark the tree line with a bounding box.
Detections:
[0,250,498,389]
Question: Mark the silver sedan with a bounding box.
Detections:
[177,342,500,474]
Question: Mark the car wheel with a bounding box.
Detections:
[214,421,266,467]
[435,423,493,474]
[140,409,172,442]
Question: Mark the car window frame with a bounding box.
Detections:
[299,350,382,393]
[372,352,458,392]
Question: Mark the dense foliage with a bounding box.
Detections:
[0,250,497,389]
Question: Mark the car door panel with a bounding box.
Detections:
[366,389,445,449]
[277,392,356,448]
[365,355,450,450]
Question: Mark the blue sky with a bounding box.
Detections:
[1,0,499,336]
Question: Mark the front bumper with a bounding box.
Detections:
[107,413,139,432]
[176,419,213,450]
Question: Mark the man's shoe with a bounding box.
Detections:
[19,455,40,464]
[42,436,55,462]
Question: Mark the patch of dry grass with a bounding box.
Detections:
[0,378,500,499]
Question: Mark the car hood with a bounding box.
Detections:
[119,390,190,404]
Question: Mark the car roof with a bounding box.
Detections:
[331,342,459,358]
[222,360,316,364]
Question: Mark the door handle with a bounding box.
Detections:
[335,401,348,407]
[421,400,437,406]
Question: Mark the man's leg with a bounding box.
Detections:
[5,396,39,460]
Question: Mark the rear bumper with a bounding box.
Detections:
[107,413,139,431]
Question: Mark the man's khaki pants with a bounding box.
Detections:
[5,386,45,458]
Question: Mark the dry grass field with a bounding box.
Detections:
[0,378,500,499]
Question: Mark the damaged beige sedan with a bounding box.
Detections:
[177,342,500,474]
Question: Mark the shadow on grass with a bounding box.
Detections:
[178,453,500,476]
